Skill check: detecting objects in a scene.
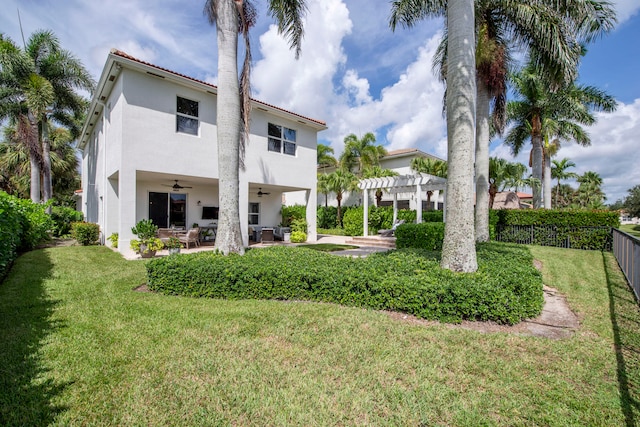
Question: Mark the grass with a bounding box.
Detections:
[317,227,345,236]
[1,245,639,425]
[296,243,359,251]
[620,224,640,238]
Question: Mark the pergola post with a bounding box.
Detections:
[363,188,369,236]
[392,193,398,224]
[416,184,422,224]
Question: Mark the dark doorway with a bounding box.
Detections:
[149,192,169,228]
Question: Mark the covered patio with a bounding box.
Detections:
[357,173,448,236]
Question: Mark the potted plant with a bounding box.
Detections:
[130,219,162,258]
[165,236,182,255]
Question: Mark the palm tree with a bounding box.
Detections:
[410,156,447,209]
[0,31,94,204]
[362,165,398,206]
[391,0,614,240]
[577,170,605,208]
[551,157,578,207]
[204,0,307,255]
[317,172,331,207]
[440,0,477,272]
[317,143,337,171]
[505,62,616,208]
[325,169,358,227]
[339,132,386,176]
[0,124,79,200]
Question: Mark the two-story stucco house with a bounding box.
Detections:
[80,50,326,256]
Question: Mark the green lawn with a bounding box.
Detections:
[620,224,640,238]
[1,245,639,426]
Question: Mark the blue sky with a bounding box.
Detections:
[1,0,639,202]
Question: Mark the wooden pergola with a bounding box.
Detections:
[357,173,447,236]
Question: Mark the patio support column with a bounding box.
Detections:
[363,188,369,236]
[432,190,440,211]
[118,168,137,257]
[416,184,423,223]
[392,193,398,224]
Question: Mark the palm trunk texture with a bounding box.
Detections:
[441,0,478,273]
[474,81,490,242]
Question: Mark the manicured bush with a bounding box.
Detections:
[494,209,618,250]
[422,210,443,223]
[50,205,83,237]
[71,221,100,246]
[290,231,307,243]
[0,192,52,281]
[395,223,445,250]
[146,242,543,325]
[108,233,119,248]
[342,206,364,236]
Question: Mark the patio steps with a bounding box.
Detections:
[346,236,397,249]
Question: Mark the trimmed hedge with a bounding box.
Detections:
[494,209,618,251]
[281,204,306,227]
[71,221,100,246]
[341,206,443,236]
[50,205,83,237]
[146,242,543,325]
[0,191,52,281]
[395,223,445,250]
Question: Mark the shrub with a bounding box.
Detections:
[50,205,83,237]
[317,206,338,229]
[494,209,619,250]
[422,210,443,223]
[290,231,307,243]
[131,237,164,254]
[395,223,445,250]
[107,233,119,248]
[342,206,364,236]
[291,218,307,233]
[0,192,52,281]
[131,219,158,240]
[281,205,306,227]
[146,242,543,325]
[71,222,100,246]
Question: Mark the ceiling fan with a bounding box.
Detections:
[257,187,271,197]
[162,180,193,191]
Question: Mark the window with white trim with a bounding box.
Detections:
[248,202,260,225]
[176,96,199,135]
[268,123,296,156]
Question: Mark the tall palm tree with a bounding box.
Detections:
[0,31,94,204]
[391,0,614,241]
[410,156,447,209]
[339,132,386,176]
[440,0,477,272]
[317,143,337,171]
[325,168,358,227]
[204,0,307,255]
[317,172,331,208]
[505,62,616,208]
[551,157,578,207]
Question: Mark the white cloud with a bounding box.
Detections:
[612,0,640,24]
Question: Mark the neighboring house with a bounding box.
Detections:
[492,192,532,209]
[619,210,640,225]
[311,148,446,211]
[80,49,326,256]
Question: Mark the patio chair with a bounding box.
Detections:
[378,220,405,237]
[157,228,174,244]
[177,227,200,249]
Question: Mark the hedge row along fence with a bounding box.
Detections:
[493,210,619,251]
[146,243,543,325]
[0,191,52,281]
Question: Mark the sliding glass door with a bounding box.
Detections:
[149,192,187,228]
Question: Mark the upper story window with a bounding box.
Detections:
[176,96,199,135]
[268,123,296,156]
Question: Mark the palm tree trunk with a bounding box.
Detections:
[441,0,478,273]
[214,0,244,255]
[336,194,343,227]
[543,150,552,209]
[41,119,53,207]
[531,115,543,209]
[474,81,490,242]
[23,114,42,203]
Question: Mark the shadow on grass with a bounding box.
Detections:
[0,249,69,425]
[603,252,640,427]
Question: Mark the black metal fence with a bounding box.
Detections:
[612,228,640,302]
[494,225,613,251]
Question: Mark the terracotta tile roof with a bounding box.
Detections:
[110,49,326,127]
[384,148,419,156]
